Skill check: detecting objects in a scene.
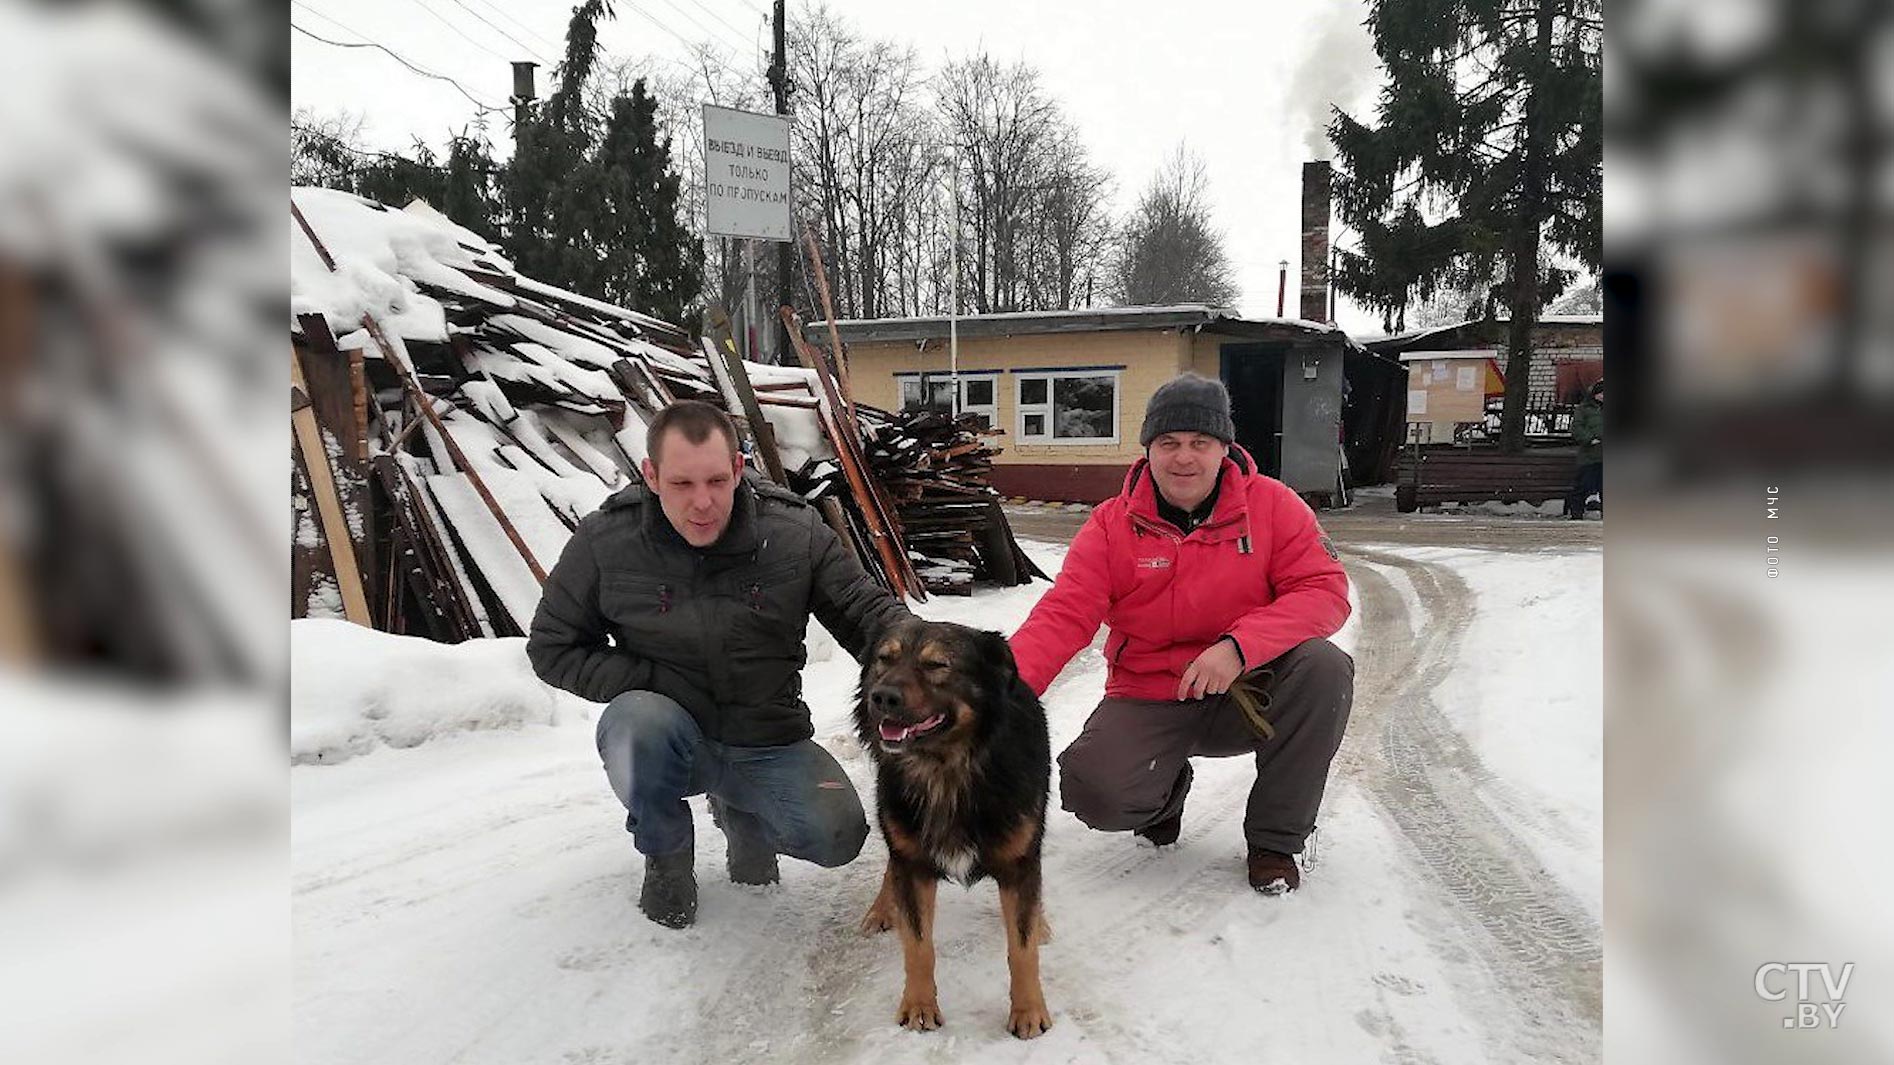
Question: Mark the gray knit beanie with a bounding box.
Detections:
[1139,373,1235,446]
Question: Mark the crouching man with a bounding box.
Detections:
[527,401,912,928]
[1009,373,1354,895]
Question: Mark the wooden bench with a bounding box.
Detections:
[1394,445,1579,512]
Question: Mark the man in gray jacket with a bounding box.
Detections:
[527,401,911,928]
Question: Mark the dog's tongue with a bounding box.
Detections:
[879,714,945,743]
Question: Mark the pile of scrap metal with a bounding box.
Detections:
[289,188,1038,640]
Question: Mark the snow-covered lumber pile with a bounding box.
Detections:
[289,187,1039,641]
[290,186,711,639]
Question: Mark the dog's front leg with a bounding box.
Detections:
[890,857,942,1031]
[859,861,897,935]
[997,870,1052,1039]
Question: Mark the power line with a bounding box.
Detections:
[461,0,563,54]
[649,0,723,44]
[290,0,378,44]
[439,0,554,65]
[674,0,753,41]
[617,0,750,83]
[404,0,513,64]
[291,19,504,114]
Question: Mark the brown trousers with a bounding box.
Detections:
[1055,638,1354,854]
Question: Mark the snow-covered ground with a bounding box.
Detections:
[293,541,1601,1064]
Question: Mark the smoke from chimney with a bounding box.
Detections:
[1287,3,1378,160]
[1300,160,1332,323]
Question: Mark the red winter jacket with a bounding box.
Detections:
[1009,447,1350,700]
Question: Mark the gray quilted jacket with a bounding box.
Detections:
[526,474,910,746]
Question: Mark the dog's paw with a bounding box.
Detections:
[858,904,894,936]
[896,995,943,1031]
[1007,1000,1053,1040]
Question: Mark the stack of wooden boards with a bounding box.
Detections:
[290,188,1040,640]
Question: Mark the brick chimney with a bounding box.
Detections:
[1300,160,1332,323]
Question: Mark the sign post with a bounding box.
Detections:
[704,105,792,363]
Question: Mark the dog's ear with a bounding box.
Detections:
[977,628,1020,680]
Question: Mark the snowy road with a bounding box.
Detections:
[1344,547,1601,1061]
[293,541,1601,1064]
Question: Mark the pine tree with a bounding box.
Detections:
[292,114,500,243]
[501,0,701,323]
[587,80,703,322]
[504,0,610,291]
[1330,0,1601,450]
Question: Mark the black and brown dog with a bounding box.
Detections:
[853,618,1054,1040]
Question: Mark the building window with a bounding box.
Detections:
[1016,370,1120,444]
[898,374,997,428]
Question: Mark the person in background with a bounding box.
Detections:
[1566,379,1603,519]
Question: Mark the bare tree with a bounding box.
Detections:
[788,4,942,320]
[1030,127,1114,309]
[565,7,1116,327]
[936,53,1056,313]
[933,51,1114,314]
[1111,146,1238,307]
[291,109,368,187]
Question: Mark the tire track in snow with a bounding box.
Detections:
[1342,547,1601,1063]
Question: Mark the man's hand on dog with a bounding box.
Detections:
[1177,639,1244,701]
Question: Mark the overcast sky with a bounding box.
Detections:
[290,0,1385,335]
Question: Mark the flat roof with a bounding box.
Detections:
[1362,313,1602,349]
[1397,349,1501,362]
[811,304,1355,345]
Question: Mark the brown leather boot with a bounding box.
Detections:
[1247,847,1300,895]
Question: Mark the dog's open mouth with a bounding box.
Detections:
[877,713,947,745]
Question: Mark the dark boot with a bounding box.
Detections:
[1247,846,1300,895]
[638,846,697,928]
[1134,763,1192,846]
[710,795,780,886]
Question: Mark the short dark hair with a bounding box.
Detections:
[646,400,740,468]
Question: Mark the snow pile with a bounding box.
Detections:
[290,620,593,765]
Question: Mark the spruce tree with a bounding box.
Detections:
[503,0,609,291]
[587,80,703,322]
[1330,0,1601,450]
[501,0,701,323]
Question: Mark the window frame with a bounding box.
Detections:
[1015,368,1122,446]
[895,371,999,428]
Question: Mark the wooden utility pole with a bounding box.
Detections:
[770,0,791,363]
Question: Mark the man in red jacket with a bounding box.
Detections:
[1009,373,1354,894]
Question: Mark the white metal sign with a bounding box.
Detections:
[703,104,791,241]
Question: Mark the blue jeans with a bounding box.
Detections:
[596,690,868,866]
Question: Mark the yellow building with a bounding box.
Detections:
[812,305,1360,504]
